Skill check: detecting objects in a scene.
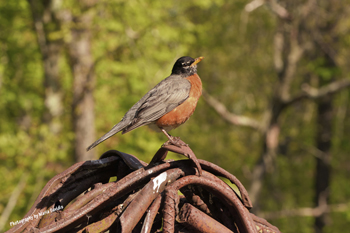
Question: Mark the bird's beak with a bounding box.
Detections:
[190,56,204,67]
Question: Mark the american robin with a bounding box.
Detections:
[87,56,203,151]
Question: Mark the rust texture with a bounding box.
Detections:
[6,145,281,233]
[178,203,232,233]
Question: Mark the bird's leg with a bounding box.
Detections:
[161,129,188,147]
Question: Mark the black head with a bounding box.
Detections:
[171,56,203,77]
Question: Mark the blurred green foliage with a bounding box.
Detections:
[1,0,350,232]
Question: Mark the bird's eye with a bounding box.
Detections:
[182,62,191,67]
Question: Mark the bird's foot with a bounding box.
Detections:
[163,136,188,148]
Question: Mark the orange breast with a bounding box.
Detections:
[156,74,202,131]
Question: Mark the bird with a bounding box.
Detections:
[87,56,203,151]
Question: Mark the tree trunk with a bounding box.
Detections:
[66,6,96,161]
[249,101,282,208]
[28,0,64,134]
[314,94,332,233]
[314,55,335,233]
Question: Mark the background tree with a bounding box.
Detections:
[205,1,350,232]
[63,0,96,161]
[28,0,64,134]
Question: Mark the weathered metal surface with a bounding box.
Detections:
[162,174,257,233]
[120,169,184,232]
[100,149,147,169]
[6,156,121,233]
[250,213,280,233]
[180,185,211,215]
[150,139,203,175]
[199,159,253,209]
[140,194,162,233]
[178,203,233,233]
[6,146,280,233]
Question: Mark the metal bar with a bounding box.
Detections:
[199,159,253,209]
[178,203,233,233]
[141,194,162,233]
[163,175,257,233]
[120,169,184,232]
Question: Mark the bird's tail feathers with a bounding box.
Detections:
[86,122,127,151]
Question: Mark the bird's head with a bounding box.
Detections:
[171,56,204,77]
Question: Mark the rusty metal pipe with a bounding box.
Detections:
[178,203,233,233]
[199,159,252,209]
[6,150,281,233]
[141,194,162,233]
[163,175,257,233]
[150,143,203,175]
[120,169,184,233]
[6,156,121,233]
[37,161,191,232]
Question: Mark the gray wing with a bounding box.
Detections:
[122,76,191,133]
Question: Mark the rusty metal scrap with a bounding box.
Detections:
[6,145,281,233]
[178,203,232,233]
